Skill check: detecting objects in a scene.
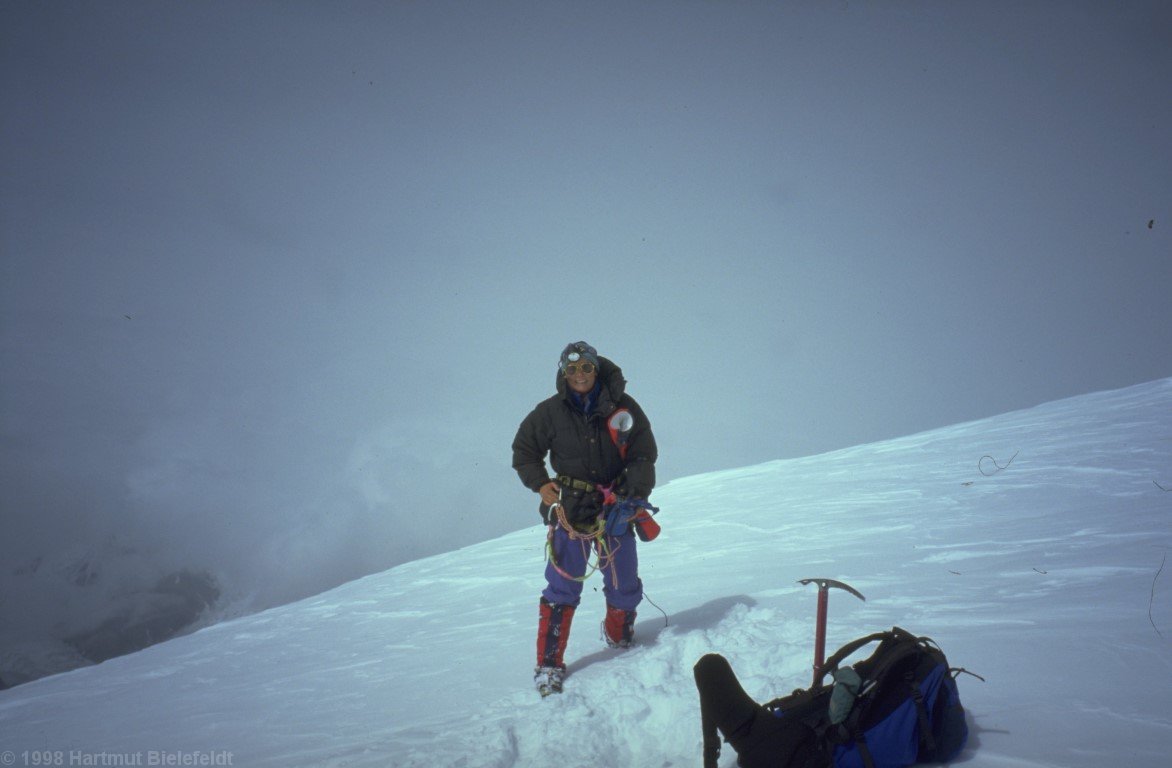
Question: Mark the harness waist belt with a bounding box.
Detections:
[556,475,596,493]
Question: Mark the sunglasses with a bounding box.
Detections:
[564,362,596,375]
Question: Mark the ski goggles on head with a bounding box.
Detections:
[564,362,596,375]
[559,341,599,372]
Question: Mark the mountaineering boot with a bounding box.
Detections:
[533,665,566,697]
[536,598,574,695]
[602,604,636,649]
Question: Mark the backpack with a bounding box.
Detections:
[695,627,972,768]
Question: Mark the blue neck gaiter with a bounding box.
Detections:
[569,381,602,415]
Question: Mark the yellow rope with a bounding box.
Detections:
[545,502,620,585]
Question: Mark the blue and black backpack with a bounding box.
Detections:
[695,627,974,768]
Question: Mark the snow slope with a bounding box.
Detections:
[2,379,1170,767]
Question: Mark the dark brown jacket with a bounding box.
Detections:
[512,356,657,504]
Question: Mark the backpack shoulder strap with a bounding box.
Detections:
[817,631,892,687]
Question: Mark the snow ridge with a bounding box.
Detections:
[2,378,1170,767]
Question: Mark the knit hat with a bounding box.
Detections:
[558,341,599,373]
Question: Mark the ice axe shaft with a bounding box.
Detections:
[798,578,865,687]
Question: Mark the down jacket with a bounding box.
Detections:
[512,356,657,504]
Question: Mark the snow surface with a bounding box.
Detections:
[2,379,1170,766]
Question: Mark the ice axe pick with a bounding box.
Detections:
[798,578,866,688]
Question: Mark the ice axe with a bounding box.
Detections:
[798,578,866,687]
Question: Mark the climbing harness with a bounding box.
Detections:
[544,490,660,584]
[545,497,616,584]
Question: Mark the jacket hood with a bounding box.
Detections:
[555,355,626,411]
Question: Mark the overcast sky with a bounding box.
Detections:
[2,1,1170,613]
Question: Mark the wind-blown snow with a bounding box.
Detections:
[2,379,1170,766]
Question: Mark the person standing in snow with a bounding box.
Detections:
[512,341,658,695]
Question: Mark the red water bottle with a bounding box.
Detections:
[633,509,660,541]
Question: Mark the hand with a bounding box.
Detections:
[539,481,561,506]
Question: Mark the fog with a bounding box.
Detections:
[2,0,1169,637]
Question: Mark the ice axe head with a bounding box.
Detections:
[798,578,866,602]
[798,578,866,688]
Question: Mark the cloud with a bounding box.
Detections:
[2,0,1170,664]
